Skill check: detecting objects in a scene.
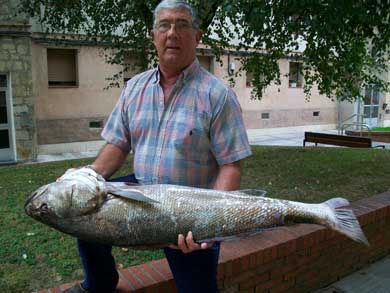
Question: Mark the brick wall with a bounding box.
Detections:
[43,192,390,293]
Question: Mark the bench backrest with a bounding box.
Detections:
[304,132,372,148]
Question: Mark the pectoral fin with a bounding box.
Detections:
[107,188,159,203]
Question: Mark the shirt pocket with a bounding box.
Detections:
[173,112,211,163]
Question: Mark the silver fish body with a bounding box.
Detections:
[25,168,369,248]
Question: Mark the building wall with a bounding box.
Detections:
[213,54,338,129]
[0,0,36,162]
[33,45,340,149]
[32,42,340,146]
[32,42,123,144]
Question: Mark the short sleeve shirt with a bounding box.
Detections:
[102,59,252,188]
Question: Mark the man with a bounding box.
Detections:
[64,1,252,292]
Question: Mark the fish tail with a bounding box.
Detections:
[323,198,369,246]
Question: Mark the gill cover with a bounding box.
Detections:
[54,167,107,218]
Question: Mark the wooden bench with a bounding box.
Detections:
[303,132,385,148]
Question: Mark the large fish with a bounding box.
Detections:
[25,167,369,247]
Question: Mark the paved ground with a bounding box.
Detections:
[34,127,390,292]
[315,256,390,293]
[36,127,390,163]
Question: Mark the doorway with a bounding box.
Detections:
[363,86,380,128]
[0,74,16,163]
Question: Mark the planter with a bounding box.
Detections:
[345,130,390,142]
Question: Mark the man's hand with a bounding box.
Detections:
[168,231,214,253]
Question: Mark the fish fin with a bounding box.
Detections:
[232,189,267,197]
[324,198,369,246]
[198,228,273,243]
[108,189,159,203]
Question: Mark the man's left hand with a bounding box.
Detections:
[168,231,214,253]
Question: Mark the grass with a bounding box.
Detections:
[371,127,390,132]
[1,145,390,292]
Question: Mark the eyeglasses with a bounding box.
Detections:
[155,20,194,33]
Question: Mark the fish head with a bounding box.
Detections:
[25,168,106,223]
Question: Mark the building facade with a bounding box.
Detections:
[1,1,389,164]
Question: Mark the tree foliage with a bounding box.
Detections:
[19,0,390,101]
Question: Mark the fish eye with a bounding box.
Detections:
[39,203,49,213]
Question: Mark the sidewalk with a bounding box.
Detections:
[36,126,389,163]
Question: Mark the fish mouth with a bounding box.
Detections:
[25,184,49,217]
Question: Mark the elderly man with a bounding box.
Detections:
[64,1,252,292]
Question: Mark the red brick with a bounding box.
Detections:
[242,254,250,271]
[255,277,283,292]
[270,262,296,279]
[269,278,295,293]
[48,288,61,293]
[142,262,167,283]
[217,262,224,279]
[220,244,242,262]
[249,253,257,269]
[223,269,257,286]
[232,258,244,275]
[59,282,76,291]
[117,274,135,291]
[240,272,270,290]
[129,266,156,288]
[149,259,173,281]
[223,260,234,277]
[120,268,144,290]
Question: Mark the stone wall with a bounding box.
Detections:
[0,0,36,161]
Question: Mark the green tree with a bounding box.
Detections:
[19,0,390,101]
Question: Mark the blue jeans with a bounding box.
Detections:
[78,175,220,293]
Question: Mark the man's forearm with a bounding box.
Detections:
[90,143,129,179]
[213,161,242,191]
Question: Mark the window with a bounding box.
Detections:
[123,53,143,83]
[289,62,303,88]
[313,111,320,117]
[0,75,7,124]
[198,55,213,73]
[0,91,7,124]
[0,74,10,149]
[261,112,270,119]
[246,70,265,88]
[246,71,253,87]
[47,49,77,86]
[89,121,103,128]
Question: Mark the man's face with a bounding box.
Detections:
[151,8,202,71]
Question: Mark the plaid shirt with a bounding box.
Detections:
[102,59,252,188]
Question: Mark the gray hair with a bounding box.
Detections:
[153,0,200,29]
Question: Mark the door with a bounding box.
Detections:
[0,74,16,163]
[363,86,380,128]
